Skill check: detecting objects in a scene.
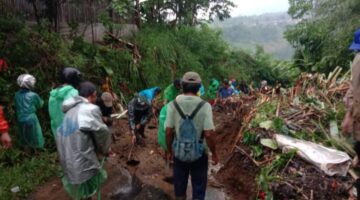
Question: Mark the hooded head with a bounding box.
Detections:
[17,74,36,90]
[58,67,81,87]
[349,28,360,51]
[79,81,97,104]
[135,96,149,111]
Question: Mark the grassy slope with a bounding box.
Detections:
[0,147,58,199]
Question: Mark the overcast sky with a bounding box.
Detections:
[230,0,289,16]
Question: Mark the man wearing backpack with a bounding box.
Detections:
[166,71,218,200]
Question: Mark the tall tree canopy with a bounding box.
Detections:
[141,0,235,25]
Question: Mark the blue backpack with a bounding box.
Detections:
[173,100,206,162]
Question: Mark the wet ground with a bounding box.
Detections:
[29,110,250,200]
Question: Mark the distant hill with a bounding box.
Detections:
[212,12,296,60]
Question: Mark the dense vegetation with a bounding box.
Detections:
[285,0,360,73]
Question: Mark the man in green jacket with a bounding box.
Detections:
[49,68,81,136]
[163,79,181,104]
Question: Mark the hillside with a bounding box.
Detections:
[212,12,296,60]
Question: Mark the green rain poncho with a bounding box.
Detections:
[158,103,169,151]
[163,84,179,102]
[15,89,44,148]
[208,79,220,99]
[48,85,78,136]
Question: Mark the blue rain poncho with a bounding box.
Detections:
[139,87,160,103]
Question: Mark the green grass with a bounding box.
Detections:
[0,148,58,199]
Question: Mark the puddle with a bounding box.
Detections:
[206,187,228,200]
[109,167,170,200]
[107,164,228,200]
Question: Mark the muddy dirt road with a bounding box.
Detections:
[29,110,257,200]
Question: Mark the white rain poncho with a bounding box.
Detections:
[56,96,111,184]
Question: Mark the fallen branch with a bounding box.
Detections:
[234,145,260,167]
[349,169,359,180]
[283,181,309,200]
[234,145,274,167]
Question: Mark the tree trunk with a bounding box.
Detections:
[30,0,41,25]
[134,0,141,28]
[108,0,114,33]
[54,0,60,32]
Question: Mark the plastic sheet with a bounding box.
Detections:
[275,134,351,176]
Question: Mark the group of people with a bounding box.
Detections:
[1,68,115,199]
[1,28,360,200]
[0,68,219,200]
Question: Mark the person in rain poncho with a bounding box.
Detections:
[207,79,219,105]
[139,87,161,104]
[0,105,11,149]
[158,103,169,152]
[197,84,205,97]
[15,74,44,149]
[49,67,81,136]
[163,79,181,103]
[230,79,240,95]
[56,81,111,200]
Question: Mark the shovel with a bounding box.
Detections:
[126,143,140,166]
[162,158,174,184]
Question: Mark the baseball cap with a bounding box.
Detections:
[182,72,201,84]
[101,92,113,107]
[349,28,360,51]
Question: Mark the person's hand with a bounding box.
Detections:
[211,153,219,165]
[103,117,110,123]
[0,132,12,149]
[136,124,141,130]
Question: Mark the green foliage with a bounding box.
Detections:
[251,145,263,158]
[256,150,296,199]
[141,0,235,25]
[0,149,58,199]
[243,131,258,145]
[273,117,286,133]
[287,0,313,19]
[135,24,230,89]
[285,0,360,73]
